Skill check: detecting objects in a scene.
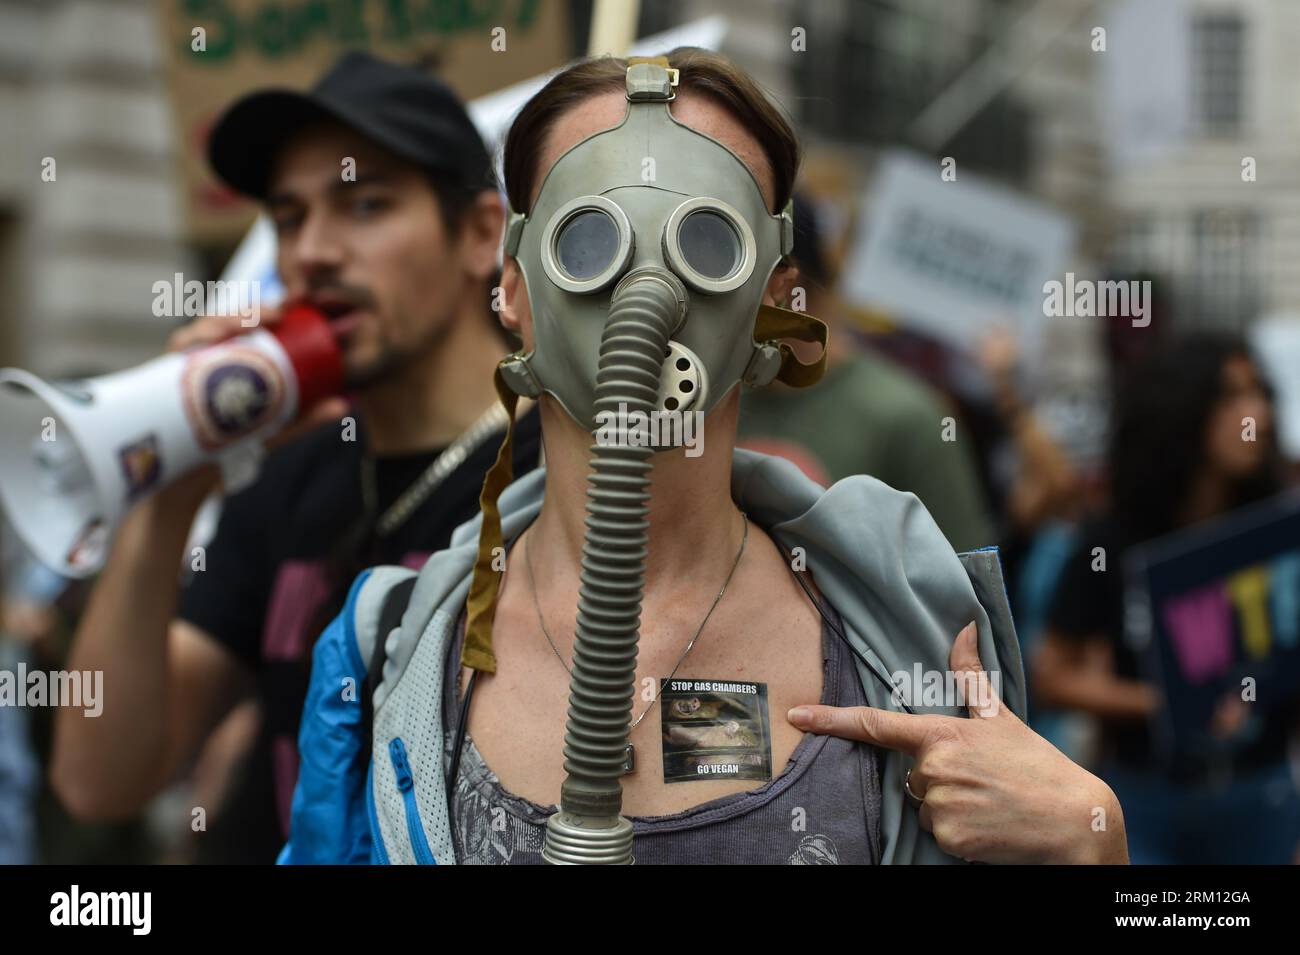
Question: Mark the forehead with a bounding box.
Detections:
[267,120,416,192]
[533,89,776,212]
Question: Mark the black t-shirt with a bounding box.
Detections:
[177,405,541,862]
[1046,516,1293,778]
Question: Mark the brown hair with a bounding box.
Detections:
[502,47,801,217]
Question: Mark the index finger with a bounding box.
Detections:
[787,704,952,756]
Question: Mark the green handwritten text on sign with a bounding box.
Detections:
[178,0,542,63]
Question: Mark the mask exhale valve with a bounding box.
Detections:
[542,268,687,865]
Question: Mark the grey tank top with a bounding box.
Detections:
[439,577,883,865]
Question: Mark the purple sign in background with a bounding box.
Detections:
[1125,492,1300,761]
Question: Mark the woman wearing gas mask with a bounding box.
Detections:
[282,49,1130,865]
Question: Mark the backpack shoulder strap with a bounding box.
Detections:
[360,576,418,744]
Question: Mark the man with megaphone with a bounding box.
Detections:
[46,52,541,862]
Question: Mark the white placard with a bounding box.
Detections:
[840,150,1075,357]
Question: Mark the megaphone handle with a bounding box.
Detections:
[218,441,266,494]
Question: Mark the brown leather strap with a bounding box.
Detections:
[754,303,829,388]
[461,365,519,674]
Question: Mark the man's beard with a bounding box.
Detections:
[343,345,406,390]
[343,315,454,391]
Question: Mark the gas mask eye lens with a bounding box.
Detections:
[556,210,619,280]
[678,211,740,280]
[540,195,633,294]
[663,197,757,294]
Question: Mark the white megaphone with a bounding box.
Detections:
[0,304,343,578]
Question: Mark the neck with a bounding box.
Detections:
[527,389,746,603]
[355,295,506,454]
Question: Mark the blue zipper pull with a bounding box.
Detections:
[387,737,436,864]
[389,739,414,792]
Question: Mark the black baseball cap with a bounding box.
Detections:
[207,50,494,199]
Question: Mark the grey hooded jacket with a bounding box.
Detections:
[286,447,1024,865]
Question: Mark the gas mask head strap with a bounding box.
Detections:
[462,363,520,674]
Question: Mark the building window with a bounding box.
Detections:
[1191,13,1245,136]
[1111,215,1155,274]
[1189,209,1259,329]
[792,0,1030,182]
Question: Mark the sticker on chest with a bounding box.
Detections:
[660,679,773,783]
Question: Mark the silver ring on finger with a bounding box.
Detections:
[904,767,925,807]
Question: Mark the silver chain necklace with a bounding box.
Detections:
[523,512,749,775]
[361,402,510,538]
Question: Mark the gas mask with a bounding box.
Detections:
[497,58,825,430]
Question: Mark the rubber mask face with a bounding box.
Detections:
[502,65,794,431]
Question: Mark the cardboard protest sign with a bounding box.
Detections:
[159,0,569,241]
